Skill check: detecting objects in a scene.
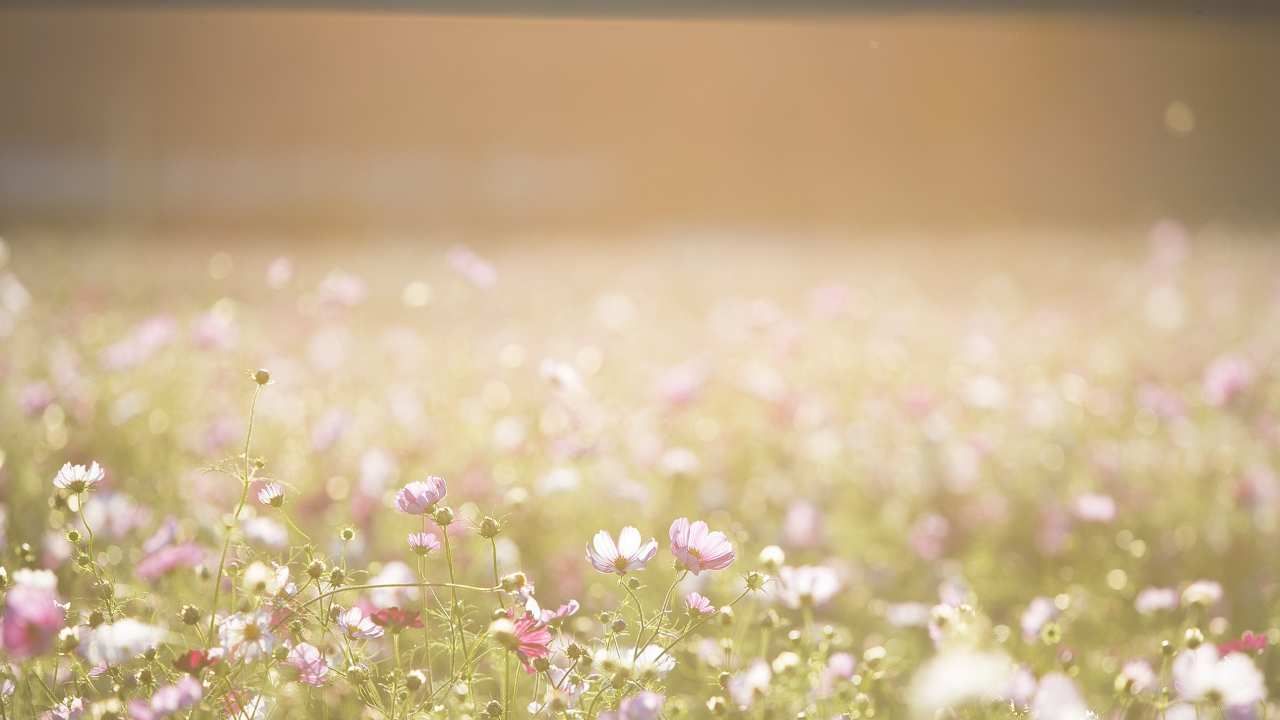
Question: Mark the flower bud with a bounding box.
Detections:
[253,369,271,386]
[180,605,201,625]
[758,545,785,569]
[479,516,502,539]
[433,506,455,526]
[1185,627,1204,649]
[307,559,326,580]
[405,670,426,691]
[489,618,518,651]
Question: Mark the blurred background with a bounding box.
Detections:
[2,4,1279,240]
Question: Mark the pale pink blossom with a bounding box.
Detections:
[668,518,735,575]
[408,531,441,556]
[287,642,329,686]
[395,477,447,515]
[684,592,715,617]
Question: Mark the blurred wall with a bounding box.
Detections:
[1,9,1279,235]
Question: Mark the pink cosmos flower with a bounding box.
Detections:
[1,573,64,660]
[668,518,735,575]
[408,531,441,556]
[338,606,383,640]
[601,692,665,720]
[538,599,580,626]
[287,642,329,687]
[53,461,104,493]
[684,592,715,617]
[135,543,206,581]
[395,477,447,515]
[501,607,552,671]
[127,675,203,719]
[1203,354,1255,407]
[776,565,841,609]
[586,527,658,575]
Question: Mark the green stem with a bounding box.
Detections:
[205,384,262,648]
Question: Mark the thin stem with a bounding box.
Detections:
[205,384,262,648]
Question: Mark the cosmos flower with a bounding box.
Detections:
[241,562,289,596]
[1182,580,1223,608]
[600,692,665,720]
[1020,597,1058,642]
[537,599,580,626]
[395,477,447,515]
[173,648,219,675]
[1134,587,1179,615]
[338,607,384,641]
[775,565,841,609]
[593,644,677,678]
[79,619,168,667]
[41,696,83,720]
[1173,645,1266,708]
[727,659,772,709]
[218,612,275,661]
[907,650,1014,718]
[1031,673,1093,720]
[0,571,64,660]
[127,675,203,719]
[491,609,552,673]
[286,642,330,687]
[1119,660,1157,694]
[371,607,423,633]
[408,531,441,556]
[586,527,658,575]
[684,592,715,618]
[53,461,104,493]
[256,482,285,508]
[668,518,735,575]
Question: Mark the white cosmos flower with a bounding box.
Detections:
[585,527,659,576]
[79,619,168,667]
[592,644,676,677]
[241,562,289,596]
[218,612,276,661]
[1173,646,1266,708]
[908,650,1014,719]
[775,565,840,609]
[727,659,772,709]
[53,462,104,492]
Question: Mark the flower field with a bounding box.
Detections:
[0,232,1277,719]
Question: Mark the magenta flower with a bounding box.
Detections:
[408,531,441,556]
[668,518,735,575]
[1,573,64,660]
[586,527,658,575]
[684,592,715,617]
[287,642,329,687]
[395,476,447,515]
[506,609,552,673]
